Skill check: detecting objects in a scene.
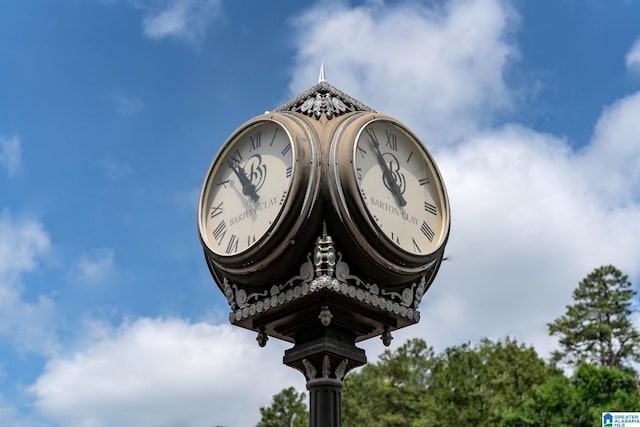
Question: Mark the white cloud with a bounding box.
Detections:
[0,211,58,355]
[0,135,21,177]
[413,121,640,356]
[68,248,116,286]
[0,212,50,280]
[626,38,640,70]
[31,318,302,427]
[580,91,640,204]
[133,0,223,45]
[288,0,640,360]
[290,0,517,145]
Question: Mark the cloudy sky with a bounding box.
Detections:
[1,0,640,425]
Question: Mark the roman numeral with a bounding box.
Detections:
[406,151,414,163]
[249,131,261,151]
[216,177,229,188]
[286,166,292,178]
[212,220,227,243]
[269,127,280,146]
[418,177,429,186]
[385,131,397,151]
[412,238,421,253]
[356,146,367,158]
[365,127,379,146]
[210,201,223,218]
[229,150,243,168]
[421,221,435,242]
[391,232,400,245]
[281,144,291,156]
[226,234,238,253]
[424,202,437,215]
[247,234,256,246]
[356,167,363,180]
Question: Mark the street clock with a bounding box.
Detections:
[198,113,321,284]
[197,74,451,427]
[329,113,450,279]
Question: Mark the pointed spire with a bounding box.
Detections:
[318,62,326,83]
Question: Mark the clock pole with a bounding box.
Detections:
[198,72,450,426]
[283,337,366,427]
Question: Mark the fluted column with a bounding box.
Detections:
[308,377,343,426]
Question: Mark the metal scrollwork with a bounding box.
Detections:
[225,230,433,324]
[223,278,267,309]
[274,81,375,121]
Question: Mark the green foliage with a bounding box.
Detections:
[342,338,435,427]
[572,363,640,418]
[342,337,553,427]
[505,363,640,427]
[548,265,640,369]
[500,374,578,427]
[256,386,307,427]
[427,338,553,426]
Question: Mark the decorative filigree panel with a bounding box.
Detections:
[223,230,435,324]
[274,81,375,120]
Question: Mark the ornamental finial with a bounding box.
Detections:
[274,65,375,118]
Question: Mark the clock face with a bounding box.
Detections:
[353,120,448,256]
[199,121,294,256]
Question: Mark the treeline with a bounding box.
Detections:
[257,265,640,427]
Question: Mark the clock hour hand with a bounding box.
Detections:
[228,160,260,202]
[369,138,407,207]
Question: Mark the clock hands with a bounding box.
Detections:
[227,160,260,202]
[368,135,407,207]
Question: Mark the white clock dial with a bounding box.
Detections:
[354,120,448,256]
[200,121,294,256]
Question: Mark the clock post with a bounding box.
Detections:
[198,72,450,427]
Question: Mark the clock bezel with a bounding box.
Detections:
[198,113,319,276]
[329,113,450,274]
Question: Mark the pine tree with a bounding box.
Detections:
[548,265,640,370]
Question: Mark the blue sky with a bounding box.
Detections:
[1,0,640,426]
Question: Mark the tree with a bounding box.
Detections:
[504,363,640,427]
[548,265,640,370]
[342,338,436,427]
[427,338,553,426]
[256,387,307,427]
[342,337,553,427]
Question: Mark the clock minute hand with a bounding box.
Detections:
[369,138,407,207]
[228,160,260,202]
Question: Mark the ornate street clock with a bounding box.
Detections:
[198,114,320,284]
[198,72,451,427]
[330,114,449,281]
